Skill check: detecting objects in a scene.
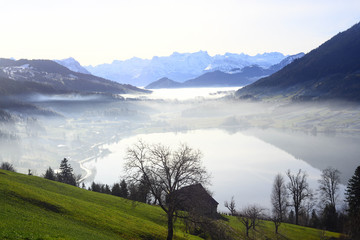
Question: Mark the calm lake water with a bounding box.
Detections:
[91,128,347,212]
[82,87,356,212]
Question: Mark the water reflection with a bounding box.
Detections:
[93,128,346,211]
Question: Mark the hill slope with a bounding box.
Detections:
[181,66,271,88]
[145,77,182,89]
[236,22,360,101]
[0,170,199,240]
[0,170,343,240]
[0,59,149,95]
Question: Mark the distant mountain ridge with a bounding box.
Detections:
[146,53,304,89]
[146,77,182,89]
[236,22,360,102]
[85,51,296,86]
[55,57,91,74]
[0,58,149,96]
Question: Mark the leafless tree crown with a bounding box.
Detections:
[318,167,340,208]
[124,140,210,240]
[271,173,288,222]
[224,196,237,216]
[286,169,312,225]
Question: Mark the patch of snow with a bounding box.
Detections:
[204,64,212,71]
[19,64,30,69]
[68,74,78,79]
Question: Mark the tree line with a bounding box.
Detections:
[41,158,152,203]
[43,158,81,186]
[86,177,152,203]
[224,166,360,239]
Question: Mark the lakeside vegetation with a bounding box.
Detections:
[0,168,347,240]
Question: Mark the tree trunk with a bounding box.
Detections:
[167,211,174,240]
[295,207,299,225]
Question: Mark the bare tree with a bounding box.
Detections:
[271,173,288,222]
[238,206,254,237]
[318,167,340,209]
[271,173,288,233]
[270,214,281,234]
[0,162,16,172]
[302,195,317,226]
[286,169,312,225]
[248,204,264,230]
[124,140,210,240]
[238,205,264,237]
[224,196,237,216]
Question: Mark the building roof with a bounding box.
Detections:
[176,183,218,206]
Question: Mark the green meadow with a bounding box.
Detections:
[0,170,344,240]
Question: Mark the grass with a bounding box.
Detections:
[0,170,345,240]
[0,170,199,240]
[224,215,343,240]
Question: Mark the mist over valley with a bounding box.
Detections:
[1,86,359,211]
[1,17,360,239]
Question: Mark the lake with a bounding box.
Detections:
[91,128,349,212]
[3,86,355,212]
[82,87,357,212]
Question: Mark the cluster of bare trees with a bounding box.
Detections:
[224,196,266,237]
[0,161,16,172]
[124,140,211,240]
[225,167,343,236]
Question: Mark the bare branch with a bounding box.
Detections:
[286,169,312,225]
[123,140,210,240]
[224,196,237,216]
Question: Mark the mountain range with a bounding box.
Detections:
[145,53,304,89]
[0,58,148,96]
[83,51,299,86]
[54,57,91,75]
[3,21,359,102]
[236,22,360,102]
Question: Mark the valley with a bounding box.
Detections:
[2,88,359,213]
[1,1,360,239]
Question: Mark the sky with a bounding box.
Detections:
[1,0,359,66]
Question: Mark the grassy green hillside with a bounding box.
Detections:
[225,216,343,240]
[0,170,199,240]
[0,170,344,240]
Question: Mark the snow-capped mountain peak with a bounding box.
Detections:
[84,51,301,86]
[54,57,91,75]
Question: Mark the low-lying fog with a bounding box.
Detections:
[1,87,360,211]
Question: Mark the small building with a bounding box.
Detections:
[174,183,218,217]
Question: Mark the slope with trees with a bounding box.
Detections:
[0,58,149,96]
[236,22,360,101]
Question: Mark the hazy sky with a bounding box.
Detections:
[1,0,359,66]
